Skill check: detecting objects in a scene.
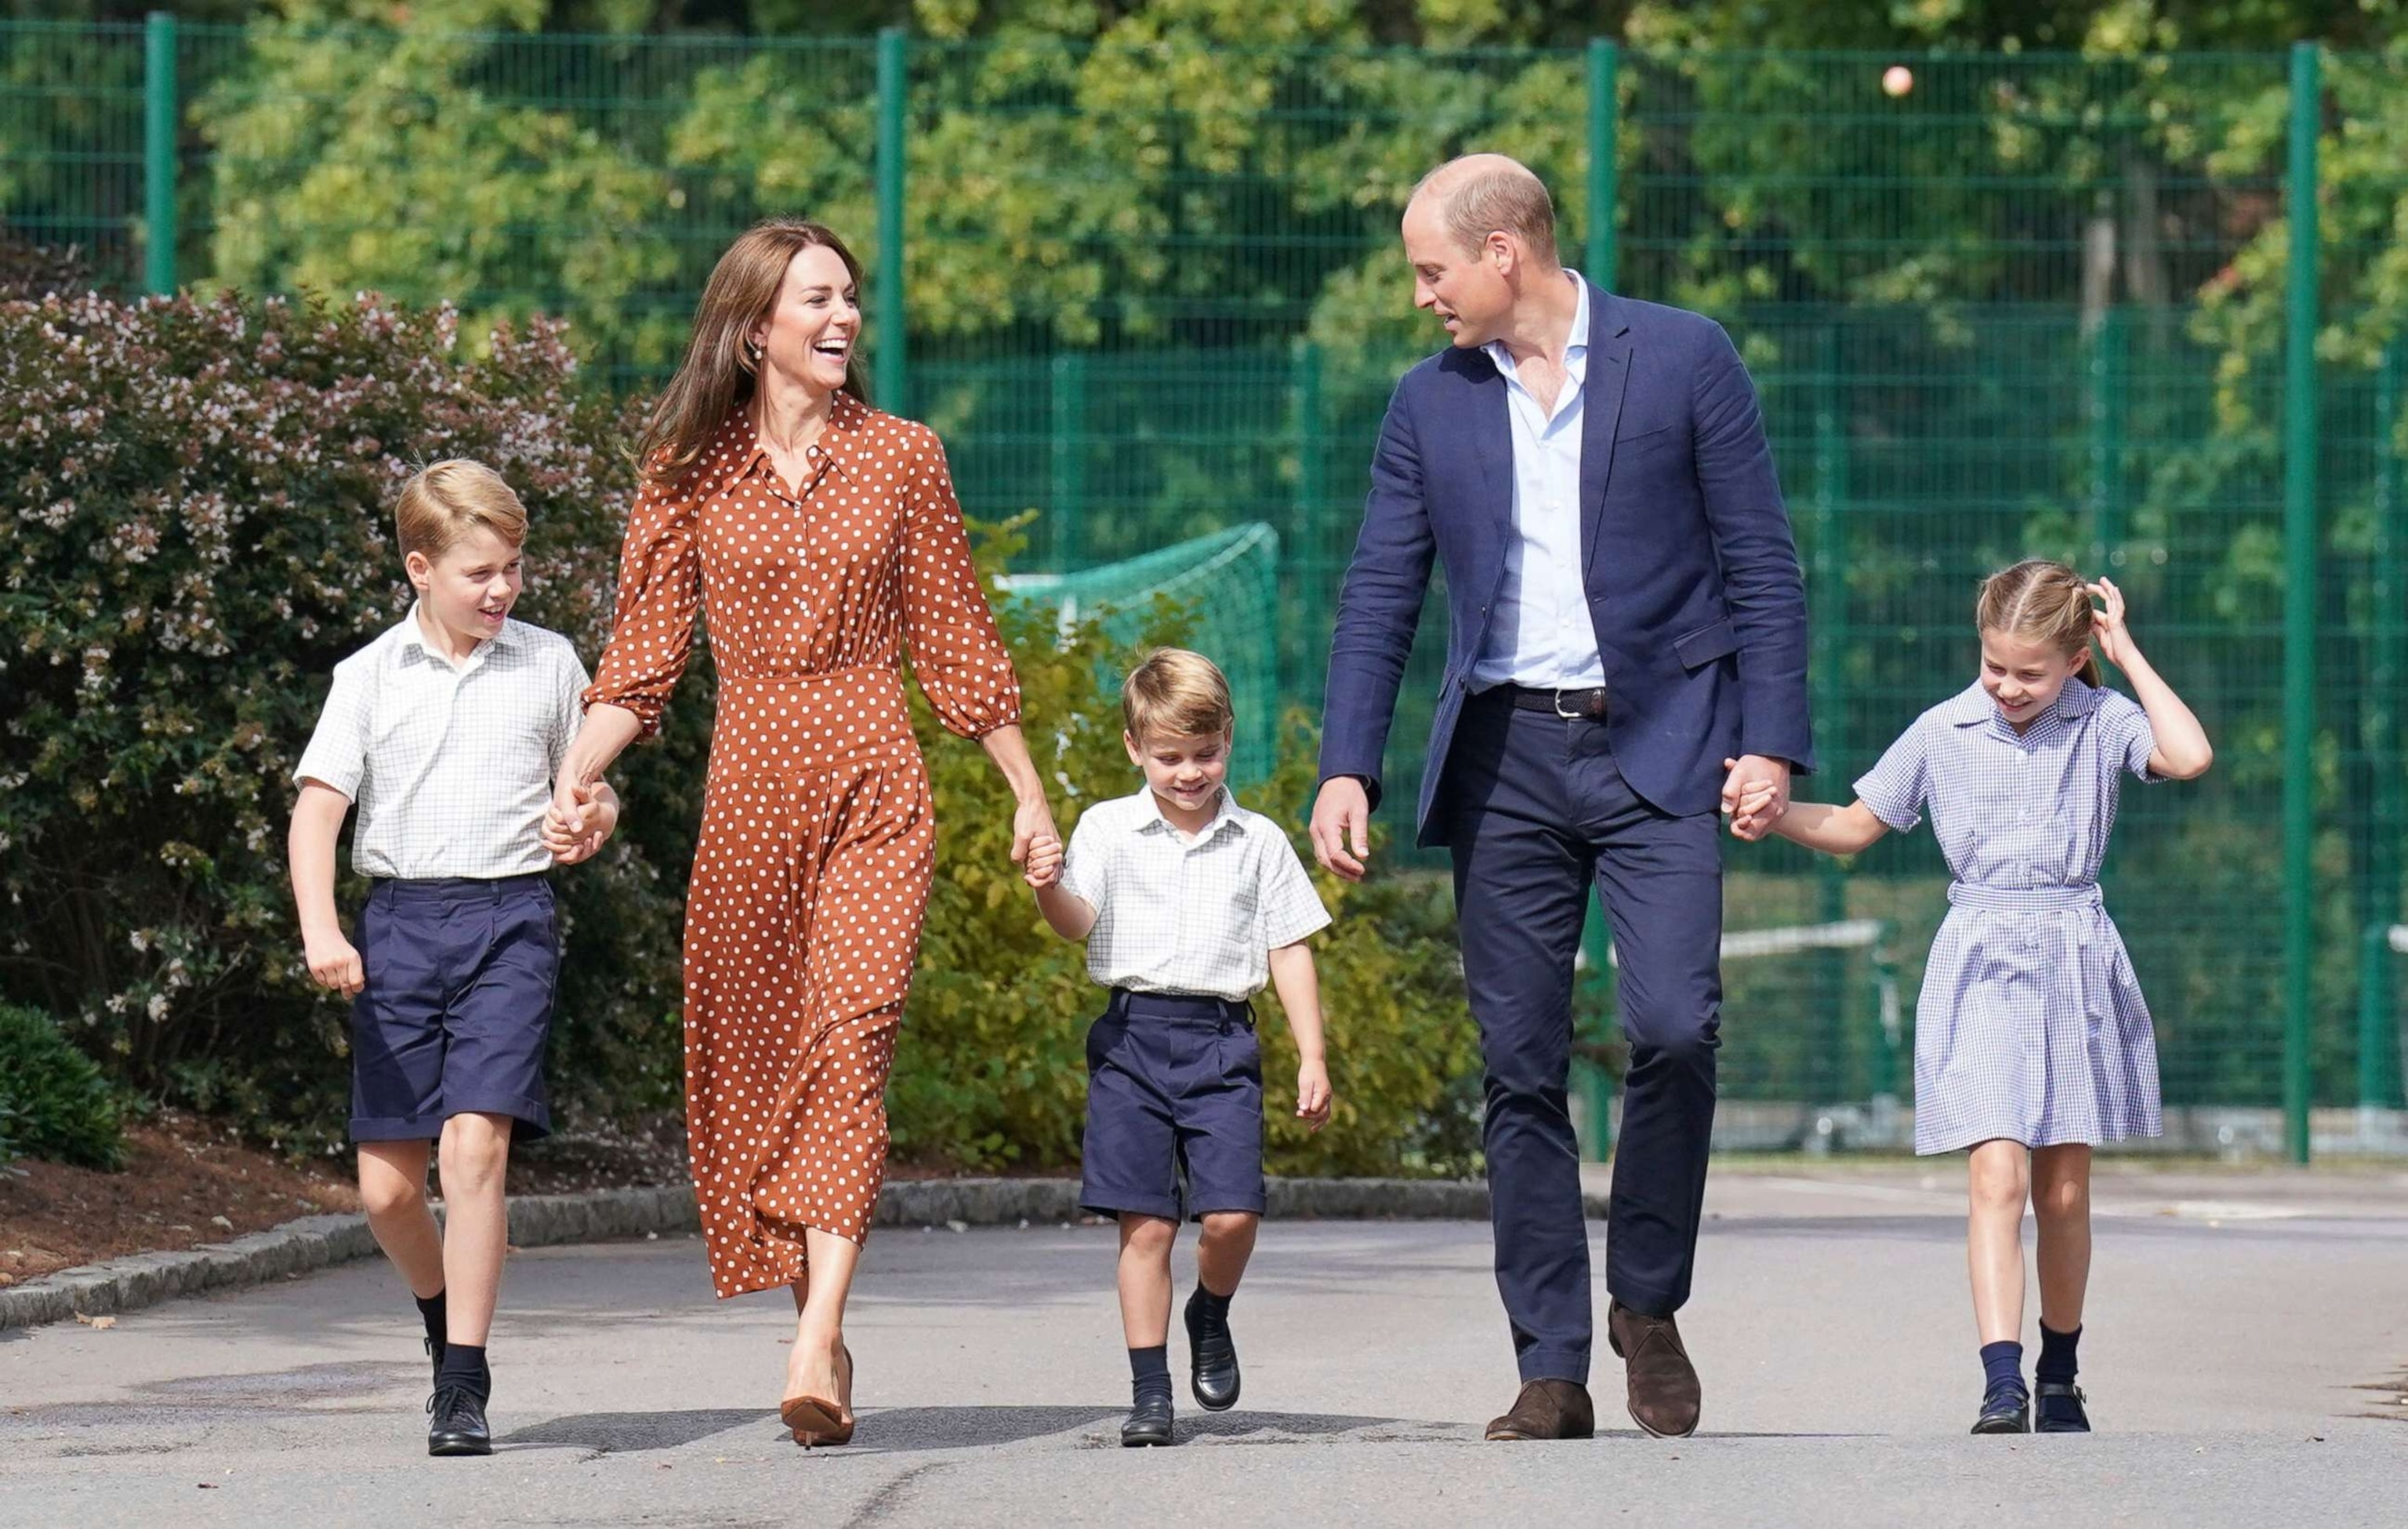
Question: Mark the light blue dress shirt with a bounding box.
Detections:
[1469,271,1605,692]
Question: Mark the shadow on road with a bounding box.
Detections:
[488,1404,1485,1455]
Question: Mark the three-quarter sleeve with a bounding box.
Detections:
[899,427,1022,738]
[582,470,703,738]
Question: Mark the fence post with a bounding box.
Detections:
[1587,38,1619,291]
[2088,306,2127,567]
[2280,40,2322,1164]
[1810,325,1853,1102]
[1293,341,1325,706]
[875,27,909,413]
[1579,914,1616,1161]
[143,11,178,296]
[2364,342,2405,1110]
[1050,352,1086,569]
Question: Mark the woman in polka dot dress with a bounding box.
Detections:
[552,220,1059,1444]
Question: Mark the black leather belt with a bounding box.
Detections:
[1494,685,1610,721]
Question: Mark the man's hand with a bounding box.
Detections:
[1720,754,1792,841]
[304,928,365,998]
[1295,1058,1334,1131]
[1309,776,1373,882]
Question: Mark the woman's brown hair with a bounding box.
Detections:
[1976,557,2101,687]
[636,217,870,487]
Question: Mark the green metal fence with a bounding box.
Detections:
[5,20,2406,1157]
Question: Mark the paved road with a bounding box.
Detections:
[4,1165,2403,1527]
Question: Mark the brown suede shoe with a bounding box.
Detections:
[1608,1302,1701,1438]
[1483,1378,1596,1441]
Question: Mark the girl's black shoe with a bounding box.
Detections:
[427,1382,493,1456]
[1121,1393,1174,1447]
[1971,1382,2031,1435]
[2034,1380,2091,1433]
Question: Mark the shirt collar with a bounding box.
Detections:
[1482,268,1590,380]
[714,389,872,499]
[1137,784,1243,843]
[394,601,517,667]
[1941,674,2101,729]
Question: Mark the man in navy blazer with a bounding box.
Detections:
[1311,155,1812,1442]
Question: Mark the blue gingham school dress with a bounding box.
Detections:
[1855,677,2166,1154]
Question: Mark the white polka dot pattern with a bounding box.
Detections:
[585,394,1024,1298]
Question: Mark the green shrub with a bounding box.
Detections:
[0,285,1481,1172]
[0,1004,126,1169]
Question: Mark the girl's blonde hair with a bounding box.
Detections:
[1976,558,2101,687]
[1122,648,1235,742]
[637,217,870,488]
[394,459,528,561]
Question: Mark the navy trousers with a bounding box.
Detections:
[1442,690,1724,1385]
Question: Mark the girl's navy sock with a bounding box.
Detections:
[436,1342,491,1400]
[1979,1339,2026,1401]
[2036,1323,2081,1384]
[414,1290,448,1349]
[1129,1345,1173,1406]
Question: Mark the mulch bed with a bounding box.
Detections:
[0,1109,692,1286]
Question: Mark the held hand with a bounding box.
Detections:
[1295,1059,1335,1132]
[1721,755,1792,841]
[1309,776,1372,883]
[2087,577,2137,670]
[1023,833,1064,890]
[1010,794,1059,872]
[546,781,618,866]
[304,929,365,999]
[549,770,592,841]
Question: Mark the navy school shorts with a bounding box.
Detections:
[349,873,558,1144]
[1079,989,1267,1222]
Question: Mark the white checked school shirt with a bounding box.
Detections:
[293,606,591,879]
[1057,786,1333,1002]
[1470,270,1605,692]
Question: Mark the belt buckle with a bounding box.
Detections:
[1554,686,1599,721]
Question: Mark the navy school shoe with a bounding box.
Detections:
[1971,1379,2031,1435]
[1122,1393,1174,1447]
[2034,1381,2091,1433]
[1184,1286,1241,1411]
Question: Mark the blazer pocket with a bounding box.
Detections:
[1673,616,1740,670]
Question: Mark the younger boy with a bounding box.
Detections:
[1023,648,1335,1447]
[287,460,618,1457]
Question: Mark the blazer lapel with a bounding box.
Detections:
[1581,282,1633,583]
[1463,354,1514,551]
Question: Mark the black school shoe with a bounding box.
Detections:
[1121,1393,1174,1447]
[1183,1287,1240,1411]
[2034,1380,2091,1433]
[427,1382,493,1456]
[1971,1381,2032,1435]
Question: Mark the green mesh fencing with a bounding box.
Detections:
[6,25,2406,1146]
[1000,523,1282,787]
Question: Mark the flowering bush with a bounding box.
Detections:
[0,285,1481,1173]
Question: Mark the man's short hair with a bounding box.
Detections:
[1122,648,1235,741]
[394,459,529,561]
[1413,154,1560,267]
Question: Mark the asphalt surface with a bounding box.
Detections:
[3,1164,2403,1527]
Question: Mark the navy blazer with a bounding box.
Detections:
[1318,281,1815,847]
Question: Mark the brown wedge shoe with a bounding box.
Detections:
[1484,1378,1596,1441]
[1608,1301,1701,1438]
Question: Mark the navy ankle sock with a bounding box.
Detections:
[2036,1323,2081,1385]
[1130,1345,1172,1406]
[1979,1340,2025,1400]
[436,1342,490,1400]
[1190,1284,1233,1320]
[414,1291,448,1350]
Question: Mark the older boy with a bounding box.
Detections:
[288,460,618,1457]
[1024,648,1334,1447]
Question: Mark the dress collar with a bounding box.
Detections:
[709,389,873,499]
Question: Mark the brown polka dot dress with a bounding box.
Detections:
[584,394,1021,1298]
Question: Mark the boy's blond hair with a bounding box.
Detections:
[395,459,529,561]
[1122,648,1235,741]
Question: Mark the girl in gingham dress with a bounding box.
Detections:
[1741,560,2210,1436]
